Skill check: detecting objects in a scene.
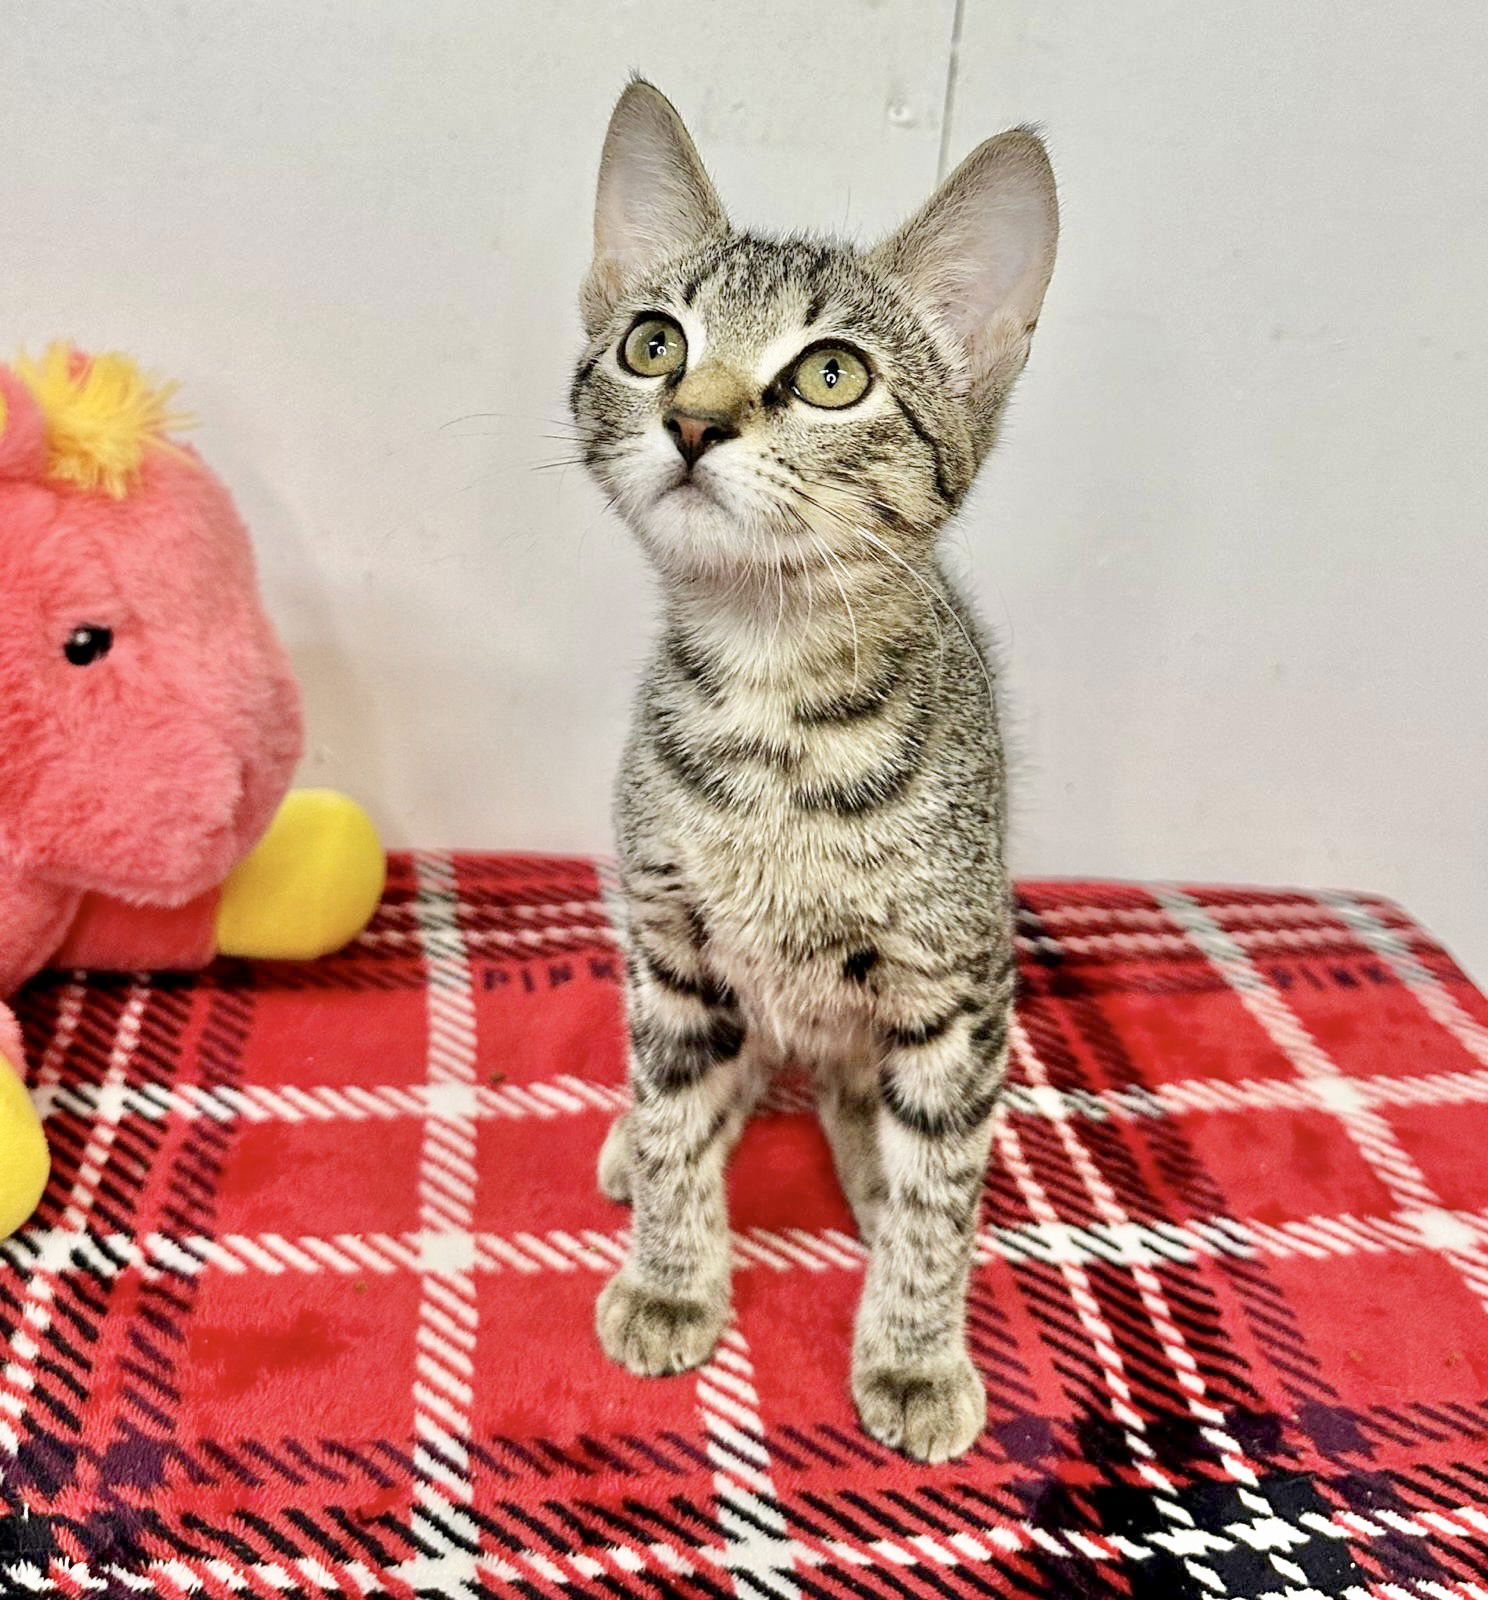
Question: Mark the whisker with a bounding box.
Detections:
[809,529,860,692]
[770,540,788,665]
[438,410,582,432]
[852,522,995,712]
[780,501,863,693]
[791,482,995,708]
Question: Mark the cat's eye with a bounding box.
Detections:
[620,315,687,378]
[64,625,113,666]
[791,344,872,409]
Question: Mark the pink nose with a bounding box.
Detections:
[664,409,738,468]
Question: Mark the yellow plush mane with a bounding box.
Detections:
[15,344,193,499]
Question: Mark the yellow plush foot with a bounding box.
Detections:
[216,789,386,962]
[0,1054,49,1240]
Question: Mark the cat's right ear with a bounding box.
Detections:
[582,79,726,336]
[871,129,1058,454]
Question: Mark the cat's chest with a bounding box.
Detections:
[671,818,895,1038]
[623,647,937,1030]
[642,653,919,878]
[683,875,865,1065]
[650,663,924,819]
[685,824,893,937]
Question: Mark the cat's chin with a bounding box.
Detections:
[634,483,742,573]
[658,478,718,511]
[627,468,814,584]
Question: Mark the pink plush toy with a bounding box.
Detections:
[0,346,386,1237]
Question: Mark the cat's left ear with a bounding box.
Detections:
[871,129,1058,450]
[582,79,727,336]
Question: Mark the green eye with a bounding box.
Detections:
[620,315,687,378]
[791,344,872,409]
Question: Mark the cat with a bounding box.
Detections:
[569,78,1057,1462]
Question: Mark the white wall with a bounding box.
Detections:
[4,3,1485,980]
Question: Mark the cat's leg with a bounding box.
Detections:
[595,910,745,1376]
[596,1107,638,1203]
[852,966,1011,1462]
[600,1034,767,1205]
[817,1055,887,1244]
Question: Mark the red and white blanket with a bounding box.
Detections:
[3,852,1487,1598]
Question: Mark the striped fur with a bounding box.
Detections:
[574,80,1057,1462]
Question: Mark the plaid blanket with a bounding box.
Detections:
[3,852,1488,1599]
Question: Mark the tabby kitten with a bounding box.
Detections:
[570,79,1057,1462]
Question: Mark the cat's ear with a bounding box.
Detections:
[582,79,727,335]
[871,129,1058,448]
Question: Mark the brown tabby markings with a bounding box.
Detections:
[571,79,1058,1462]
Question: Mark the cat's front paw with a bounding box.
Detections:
[853,1356,986,1463]
[596,1274,725,1376]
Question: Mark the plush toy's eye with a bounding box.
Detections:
[64,625,113,666]
[620,315,687,378]
[791,343,872,409]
